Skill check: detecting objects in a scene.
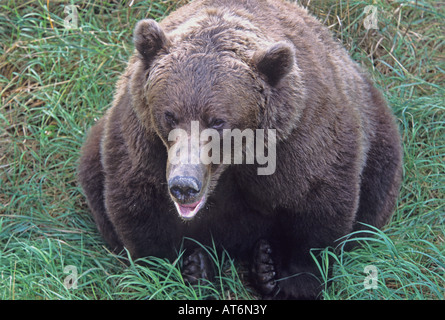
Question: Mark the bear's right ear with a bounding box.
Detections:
[253,42,295,86]
[134,19,169,68]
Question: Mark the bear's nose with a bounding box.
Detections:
[168,176,201,202]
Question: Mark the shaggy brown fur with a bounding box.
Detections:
[78,0,402,299]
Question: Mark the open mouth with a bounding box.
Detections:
[173,196,206,220]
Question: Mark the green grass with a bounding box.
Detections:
[0,0,443,300]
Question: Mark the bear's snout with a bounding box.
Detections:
[166,161,209,220]
[168,176,202,202]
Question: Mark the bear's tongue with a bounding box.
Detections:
[174,198,203,220]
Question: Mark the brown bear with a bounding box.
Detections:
[78,0,402,299]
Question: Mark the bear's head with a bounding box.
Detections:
[130,18,302,220]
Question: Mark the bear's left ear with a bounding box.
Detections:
[134,19,170,68]
[253,42,295,86]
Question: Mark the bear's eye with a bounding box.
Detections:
[209,118,225,130]
[164,111,177,127]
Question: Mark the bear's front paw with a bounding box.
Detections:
[251,239,279,298]
[182,248,214,285]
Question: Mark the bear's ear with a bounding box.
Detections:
[134,19,169,68]
[253,42,295,86]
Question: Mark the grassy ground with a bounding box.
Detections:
[0,0,443,300]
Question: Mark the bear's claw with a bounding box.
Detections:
[182,248,214,285]
[251,239,280,298]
